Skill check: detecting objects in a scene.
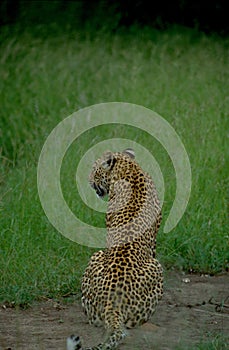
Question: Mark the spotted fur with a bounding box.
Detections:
[67,149,163,350]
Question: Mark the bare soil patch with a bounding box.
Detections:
[0,272,228,350]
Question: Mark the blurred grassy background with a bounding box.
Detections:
[0,1,228,306]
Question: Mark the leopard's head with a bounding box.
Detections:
[89,149,135,199]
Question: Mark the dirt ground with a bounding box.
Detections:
[0,271,228,350]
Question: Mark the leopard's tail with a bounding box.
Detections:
[67,309,126,350]
[67,328,126,350]
[67,302,126,350]
[67,335,82,350]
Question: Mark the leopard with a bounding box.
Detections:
[67,149,163,350]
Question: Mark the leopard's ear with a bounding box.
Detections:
[123,148,135,159]
[101,151,116,170]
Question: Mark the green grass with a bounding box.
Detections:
[176,333,229,350]
[0,23,228,305]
